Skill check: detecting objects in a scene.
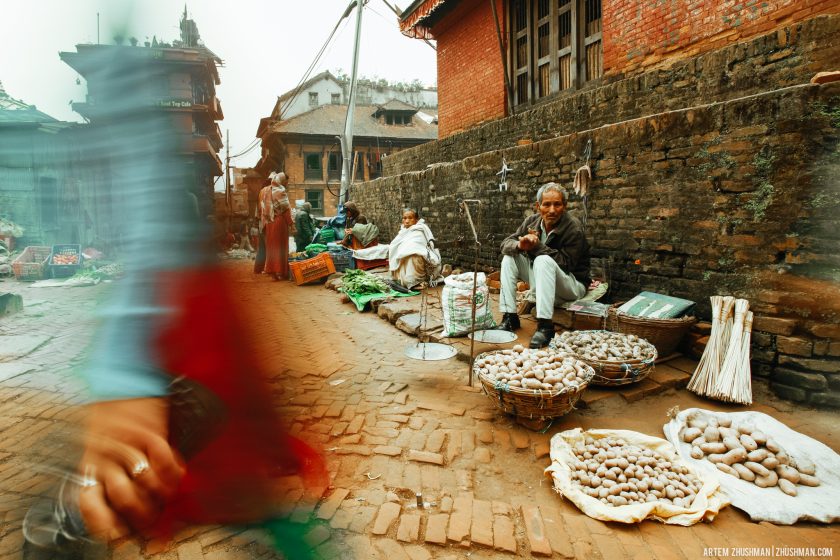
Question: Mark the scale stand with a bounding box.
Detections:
[458,198,485,386]
[405,239,457,362]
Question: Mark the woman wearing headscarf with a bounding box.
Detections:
[257,172,295,280]
[340,201,374,248]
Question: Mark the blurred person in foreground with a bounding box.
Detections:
[23,36,326,560]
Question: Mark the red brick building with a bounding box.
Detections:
[256,102,437,217]
[400,0,840,138]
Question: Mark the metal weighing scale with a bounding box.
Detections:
[405,342,458,361]
[468,329,517,344]
[405,236,457,362]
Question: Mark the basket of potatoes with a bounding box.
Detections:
[665,408,840,524]
[474,344,595,420]
[545,428,729,525]
[550,330,657,386]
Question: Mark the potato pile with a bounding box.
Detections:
[552,331,656,362]
[569,435,703,508]
[681,412,820,496]
[474,344,591,392]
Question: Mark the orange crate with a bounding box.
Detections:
[290,252,336,285]
[12,246,51,281]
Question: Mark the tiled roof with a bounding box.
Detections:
[0,82,58,123]
[269,103,437,141]
[377,99,418,112]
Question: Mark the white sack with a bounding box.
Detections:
[441,272,495,336]
[664,408,840,524]
[545,428,730,525]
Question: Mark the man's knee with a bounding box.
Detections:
[533,254,557,271]
[501,254,517,270]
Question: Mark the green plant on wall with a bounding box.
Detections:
[744,148,776,222]
[810,99,840,129]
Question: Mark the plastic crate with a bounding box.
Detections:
[49,244,83,278]
[290,252,336,286]
[329,249,353,272]
[12,246,51,281]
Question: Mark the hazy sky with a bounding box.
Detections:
[0,0,437,171]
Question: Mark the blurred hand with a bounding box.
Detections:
[518,233,539,252]
[77,397,184,541]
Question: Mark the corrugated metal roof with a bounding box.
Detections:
[269,103,437,140]
[0,82,58,123]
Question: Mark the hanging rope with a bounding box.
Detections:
[573,139,593,230]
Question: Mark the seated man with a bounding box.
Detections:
[498,183,590,348]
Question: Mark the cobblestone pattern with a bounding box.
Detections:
[2,269,840,559]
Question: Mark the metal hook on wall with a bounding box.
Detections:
[582,139,592,168]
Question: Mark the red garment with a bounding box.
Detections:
[264,210,292,277]
[152,267,326,534]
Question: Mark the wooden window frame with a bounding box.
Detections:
[305,189,323,211]
[327,152,342,181]
[507,0,602,109]
[304,151,322,181]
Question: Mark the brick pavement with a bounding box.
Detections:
[1,266,839,559]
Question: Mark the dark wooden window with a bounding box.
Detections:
[308,92,318,107]
[331,93,341,104]
[304,152,322,180]
[369,153,382,179]
[508,0,602,108]
[305,189,323,210]
[328,152,342,181]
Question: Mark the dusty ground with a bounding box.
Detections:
[0,260,838,559]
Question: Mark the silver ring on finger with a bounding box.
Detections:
[130,459,150,478]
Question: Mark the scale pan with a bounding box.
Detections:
[405,343,457,361]
[468,329,517,344]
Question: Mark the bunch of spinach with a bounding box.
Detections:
[341,269,389,295]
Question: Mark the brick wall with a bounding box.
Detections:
[603,0,840,76]
[387,14,840,177]
[421,0,839,138]
[433,0,507,138]
[351,79,840,406]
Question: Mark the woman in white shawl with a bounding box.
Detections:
[389,209,442,289]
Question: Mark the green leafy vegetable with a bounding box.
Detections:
[341,269,388,295]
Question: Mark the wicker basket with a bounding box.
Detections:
[609,309,696,357]
[475,351,594,420]
[550,330,657,387]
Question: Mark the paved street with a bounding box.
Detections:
[1,262,839,559]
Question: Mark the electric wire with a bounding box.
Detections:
[278,1,358,120]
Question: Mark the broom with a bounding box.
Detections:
[718,296,737,365]
[687,296,723,396]
[712,298,750,402]
[729,310,754,405]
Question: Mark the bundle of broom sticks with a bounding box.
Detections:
[687,295,753,404]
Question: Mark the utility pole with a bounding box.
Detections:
[338,0,364,209]
[225,129,231,225]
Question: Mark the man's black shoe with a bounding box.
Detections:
[529,319,555,349]
[498,313,520,332]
